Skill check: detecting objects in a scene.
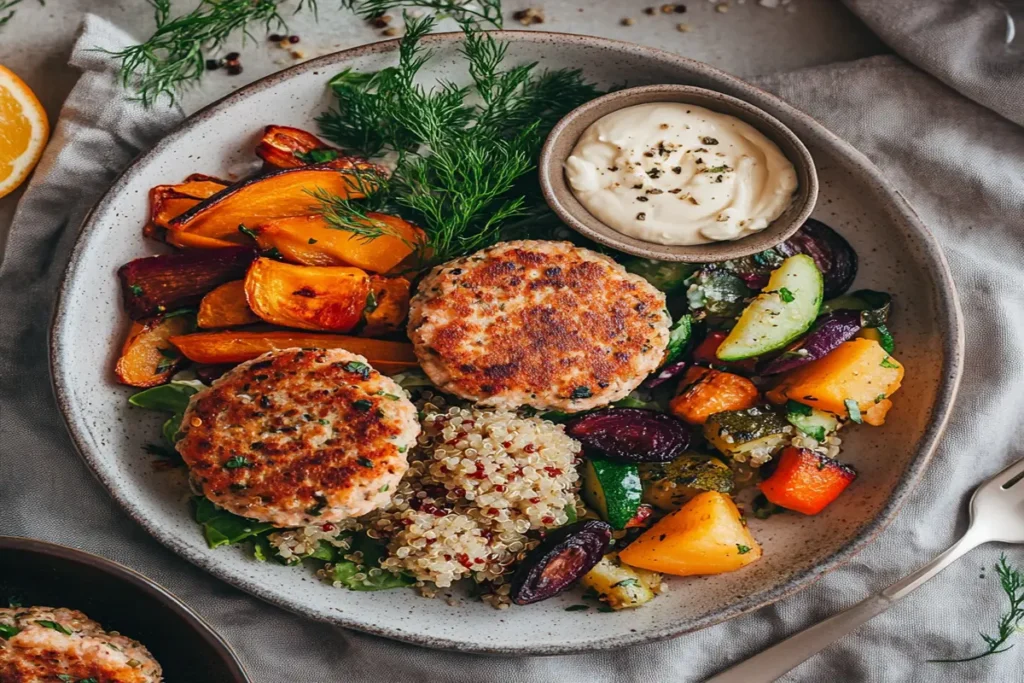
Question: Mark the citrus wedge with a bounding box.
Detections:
[0,65,49,199]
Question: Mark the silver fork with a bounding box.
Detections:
[706,456,1024,683]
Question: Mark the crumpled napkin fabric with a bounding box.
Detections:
[2,6,1023,682]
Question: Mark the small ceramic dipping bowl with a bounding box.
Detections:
[0,536,250,682]
[539,84,818,262]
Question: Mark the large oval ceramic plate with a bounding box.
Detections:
[51,31,963,654]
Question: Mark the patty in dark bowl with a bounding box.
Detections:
[408,240,670,412]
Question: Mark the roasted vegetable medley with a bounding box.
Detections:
[115,25,905,613]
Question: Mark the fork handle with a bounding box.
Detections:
[705,527,987,683]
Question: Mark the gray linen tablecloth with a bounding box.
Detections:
[2,2,1023,681]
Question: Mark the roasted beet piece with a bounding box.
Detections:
[565,408,691,463]
[510,520,611,605]
[641,360,688,389]
[118,246,257,320]
[758,310,862,375]
[775,219,858,298]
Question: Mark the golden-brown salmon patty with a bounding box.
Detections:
[0,606,162,682]
[177,348,419,527]
[408,240,670,412]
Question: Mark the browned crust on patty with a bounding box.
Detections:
[408,241,669,411]
[176,348,418,526]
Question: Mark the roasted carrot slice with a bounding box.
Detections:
[169,330,418,375]
[165,231,239,250]
[118,246,257,320]
[758,446,857,515]
[256,125,338,170]
[167,164,384,243]
[668,367,759,425]
[149,176,230,230]
[250,213,424,273]
[114,314,195,387]
[198,280,260,329]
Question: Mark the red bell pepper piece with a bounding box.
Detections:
[758,447,856,515]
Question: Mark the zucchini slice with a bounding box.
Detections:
[716,254,823,361]
[784,400,840,442]
[582,459,642,530]
[581,553,661,610]
[703,406,792,465]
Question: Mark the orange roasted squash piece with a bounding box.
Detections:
[767,338,903,425]
[759,447,857,515]
[114,314,195,387]
[168,330,418,375]
[167,164,383,243]
[255,125,339,170]
[669,366,759,425]
[250,214,424,273]
[197,280,259,329]
[244,257,370,332]
[362,275,411,336]
[618,491,761,577]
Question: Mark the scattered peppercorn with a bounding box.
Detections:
[675,4,687,12]
[227,64,243,76]
[677,23,691,32]
[382,27,399,37]
[268,33,284,42]
[224,52,240,62]
[288,35,300,44]
[513,7,545,25]
[644,7,657,15]
[371,15,391,28]
[205,59,220,71]
[661,3,675,13]
[621,17,635,26]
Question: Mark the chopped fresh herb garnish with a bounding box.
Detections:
[352,399,373,412]
[155,347,180,374]
[344,361,372,379]
[700,136,719,145]
[880,356,900,369]
[379,484,390,493]
[930,554,1024,663]
[364,289,378,314]
[0,623,20,639]
[779,287,795,303]
[845,399,863,424]
[663,314,692,364]
[786,400,812,417]
[612,578,640,588]
[238,224,259,240]
[129,284,144,296]
[318,418,330,425]
[597,605,616,613]
[397,445,407,453]
[224,455,251,469]
[295,148,340,164]
[702,164,732,174]
[57,675,74,683]
[357,457,374,468]
[262,246,284,260]
[306,494,329,517]
[377,392,401,400]
[308,237,318,244]
[875,393,887,404]
[564,604,590,612]
[34,620,72,636]
[571,386,592,400]
[736,544,751,555]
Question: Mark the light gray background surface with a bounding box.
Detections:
[0,0,886,249]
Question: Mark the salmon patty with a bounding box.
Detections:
[408,240,670,412]
[177,348,419,527]
[0,606,162,682]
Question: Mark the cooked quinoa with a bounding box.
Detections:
[270,394,582,601]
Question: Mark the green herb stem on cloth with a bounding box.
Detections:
[315,13,602,265]
[930,554,1024,663]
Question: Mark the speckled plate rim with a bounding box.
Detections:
[50,30,964,655]
[0,536,251,680]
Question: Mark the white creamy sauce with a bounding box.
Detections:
[565,102,799,245]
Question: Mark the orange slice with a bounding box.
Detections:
[0,65,49,199]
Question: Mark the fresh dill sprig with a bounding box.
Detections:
[0,0,42,30]
[112,0,317,106]
[309,171,404,243]
[315,12,602,265]
[930,554,1024,663]
[341,0,503,28]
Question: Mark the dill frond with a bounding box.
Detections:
[930,554,1024,663]
[315,14,602,266]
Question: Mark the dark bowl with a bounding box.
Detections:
[0,536,249,682]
